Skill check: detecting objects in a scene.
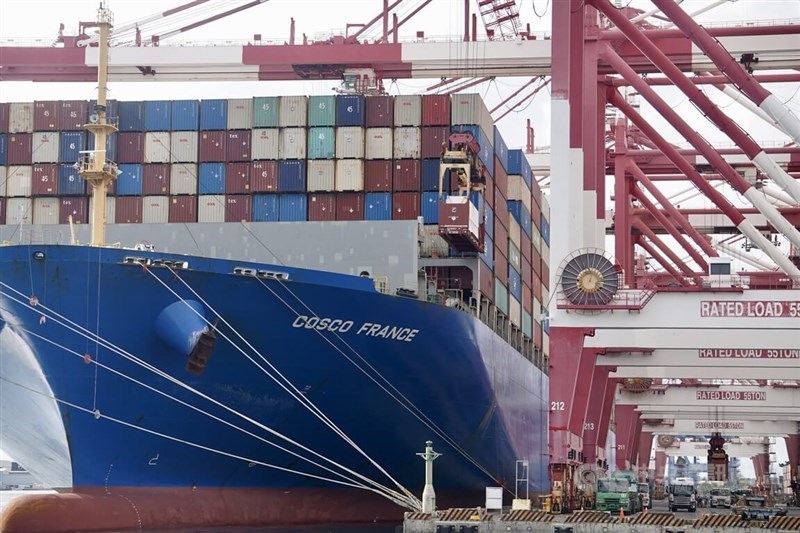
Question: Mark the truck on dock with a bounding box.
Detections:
[595,471,642,514]
[668,477,697,512]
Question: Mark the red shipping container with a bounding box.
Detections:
[59,197,88,224]
[530,200,542,231]
[199,131,226,162]
[336,192,364,221]
[224,194,251,222]
[0,198,5,224]
[494,192,509,229]
[32,164,59,196]
[226,162,251,194]
[115,196,142,223]
[106,177,117,196]
[479,260,494,302]
[393,159,421,192]
[117,132,144,163]
[0,103,8,134]
[250,161,278,193]
[522,281,533,313]
[520,233,532,262]
[420,126,449,159]
[392,192,420,220]
[494,155,508,199]
[8,133,32,165]
[534,321,542,349]
[34,101,60,131]
[365,95,394,127]
[59,101,89,131]
[495,222,509,258]
[542,262,550,290]
[522,256,532,287]
[364,160,393,191]
[169,195,197,223]
[495,253,509,285]
[531,176,542,207]
[447,266,474,291]
[142,164,170,195]
[421,94,451,126]
[532,249,542,277]
[483,173,495,208]
[533,274,542,302]
[308,193,337,221]
[226,130,251,162]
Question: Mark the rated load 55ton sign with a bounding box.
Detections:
[701,301,800,317]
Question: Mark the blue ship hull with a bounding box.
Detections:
[0,244,547,530]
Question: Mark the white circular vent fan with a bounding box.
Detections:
[558,248,621,308]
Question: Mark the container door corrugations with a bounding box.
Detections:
[509,294,521,327]
[336,192,364,221]
[520,233,532,263]
[495,222,509,259]
[144,101,171,131]
[307,127,335,160]
[250,161,279,192]
[60,197,88,224]
[481,234,494,269]
[522,256,532,290]
[393,160,421,191]
[58,164,86,196]
[0,167,6,196]
[6,198,32,225]
[170,163,198,195]
[34,101,59,131]
[279,96,308,127]
[225,162,250,194]
[493,126,509,173]
[392,192,419,220]
[59,101,89,131]
[420,225,449,257]
[508,217,521,247]
[308,193,336,221]
[9,103,34,133]
[226,130,251,162]
[59,131,87,164]
[199,100,227,130]
[225,194,252,222]
[142,196,169,223]
[117,164,143,196]
[171,100,200,131]
[336,95,365,126]
[197,195,225,223]
[421,126,448,159]
[117,101,145,131]
[8,134,32,165]
[0,198,5,224]
[421,159,441,192]
[335,159,364,191]
[365,95,393,127]
[364,160,392,191]
[115,196,143,223]
[421,94,450,126]
[6,166,32,197]
[226,98,253,130]
[278,193,307,221]
[170,131,198,162]
[252,194,279,222]
[522,310,533,337]
[169,195,197,223]
[32,132,59,163]
[393,127,421,159]
[144,132,171,163]
[142,164,170,195]
[198,163,225,195]
[0,103,8,134]
[252,97,280,128]
[308,96,336,126]
[335,127,365,159]
[393,95,422,127]
[0,134,6,166]
[251,129,279,160]
[278,160,306,192]
[420,191,440,224]
[306,160,335,192]
[280,128,307,160]
[32,164,58,196]
[479,260,494,301]
[117,132,144,164]
[364,192,392,220]
[199,131,226,162]
[509,242,522,273]
[494,278,509,313]
[364,128,392,160]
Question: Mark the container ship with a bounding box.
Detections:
[0,49,552,530]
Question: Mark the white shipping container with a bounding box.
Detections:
[531,228,542,254]
[335,127,365,159]
[393,95,422,126]
[507,174,532,212]
[509,242,521,273]
[279,128,307,160]
[145,132,171,163]
[142,195,169,223]
[279,96,308,127]
[197,195,225,223]
[335,159,364,191]
[420,225,450,258]
[533,296,542,322]
[226,98,253,130]
[543,329,549,356]
[542,240,550,265]
[541,193,551,221]
[89,196,115,225]
[32,132,60,163]
[393,127,421,159]
[170,163,198,195]
[509,295,522,328]
[508,217,521,247]
[6,197,32,225]
[306,160,335,192]
[451,94,493,140]
[0,167,5,196]
[6,166,33,197]
[364,128,393,160]
[251,128,279,160]
[170,131,199,162]
[33,197,60,225]
[9,102,34,133]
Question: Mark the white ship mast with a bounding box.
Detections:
[78,2,119,246]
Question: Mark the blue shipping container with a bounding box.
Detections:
[58,164,87,196]
[508,200,533,240]
[200,99,228,131]
[450,125,494,178]
[542,309,550,334]
[117,164,143,196]
[420,191,440,224]
[508,266,522,301]
[336,95,365,126]
[117,101,145,131]
[252,194,280,222]
[480,234,494,269]
[87,132,117,162]
[278,160,306,192]
[484,204,494,240]
[307,127,335,160]
[541,215,550,246]
[198,163,226,195]
[422,159,443,192]
[171,100,200,131]
[508,149,533,190]
[90,99,119,126]
[308,95,336,126]
[364,192,392,220]
[145,101,171,131]
[0,134,6,165]
[493,126,509,173]
[59,131,87,163]
[279,193,307,221]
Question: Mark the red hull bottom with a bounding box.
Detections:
[0,486,417,532]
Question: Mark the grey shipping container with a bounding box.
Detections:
[33,197,60,225]
[9,103,34,133]
[6,197,32,225]
[6,165,32,197]
[279,96,307,127]
[145,132,171,163]
[170,131,199,162]
[393,95,422,127]
[280,128,307,160]
[335,160,364,192]
[226,98,253,130]
[335,127,365,159]
[251,128,279,160]
[142,195,170,223]
[32,132,60,163]
[451,94,494,141]
[197,195,226,223]
[170,163,198,195]
[364,128,393,160]
[0,167,5,196]
[393,127,421,159]
[306,160,335,192]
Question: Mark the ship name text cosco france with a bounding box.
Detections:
[292,316,419,342]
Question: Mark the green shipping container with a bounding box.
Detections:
[308,95,336,126]
[253,97,280,128]
[494,278,509,314]
[522,310,533,337]
[307,127,335,160]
